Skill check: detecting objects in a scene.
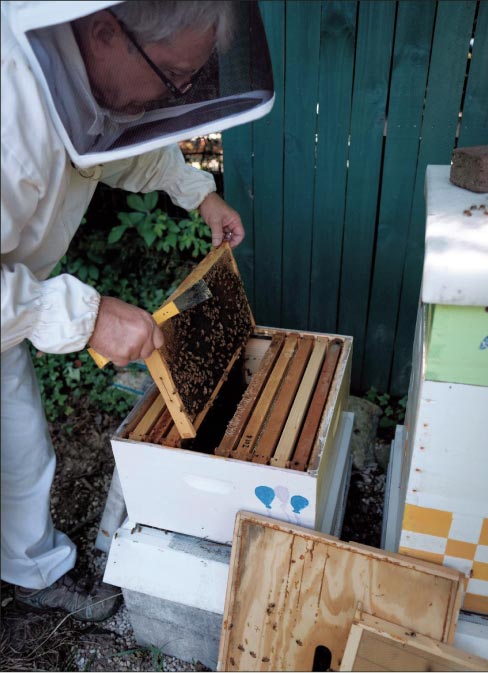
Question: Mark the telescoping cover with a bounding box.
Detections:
[6,0,274,167]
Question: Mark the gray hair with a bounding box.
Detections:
[110,0,236,51]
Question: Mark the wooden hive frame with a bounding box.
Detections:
[144,243,255,439]
[120,325,351,475]
[215,330,346,472]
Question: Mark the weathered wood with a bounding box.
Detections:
[271,338,327,467]
[163,424,182,448]
[361,0,436,390]
[309,0,357,333]
[121,385,160,439]
[218,512,464,672]
[252,336,314,465]
[215,334,285,458]
[233,334,298,461]
[291,338,342,471]
[252,0,285,327]
[144,350,195,439]
[391,0,478,392]
[243,336,273,383]
[128,392,166,441]
[340,610,488,672]
[146,407,173,444]
[281,0,322,329]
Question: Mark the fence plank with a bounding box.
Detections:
[253,1,286,327]
[361,1,436,391]
[458,1,488,146]
[281,0,322,329]
[309,0,357,334]
[222,124,254,306]
[391,0,477,393]
[337,1,396,389]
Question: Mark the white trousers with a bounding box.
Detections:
[1,342,76,589]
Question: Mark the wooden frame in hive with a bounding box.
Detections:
[144,243,255,439]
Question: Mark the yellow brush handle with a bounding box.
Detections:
[87,347,110,369]
[88,301,179,369]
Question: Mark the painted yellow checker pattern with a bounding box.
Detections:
[400,505,488,615]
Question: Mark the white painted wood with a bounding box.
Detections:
[422,165,488,306]
[405,379,488,515]
[95,467,126,553]
[381,424,405,552]
[112,438,318,544]
[454,616,488,660]
[319,411,354,535]
[104,520,230,615]
[111,327,353,545]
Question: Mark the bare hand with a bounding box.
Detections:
[89,297,164,366]
[199,192,245,249]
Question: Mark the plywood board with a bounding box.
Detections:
[147,244,254,438]
[340,610,488,671]
[218,513,464,672]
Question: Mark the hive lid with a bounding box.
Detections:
[145,243,255,439]
[422,165,488,306]
[218,512,464,672]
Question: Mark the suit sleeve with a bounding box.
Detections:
[1,150,100,354]
[100,143,216,210]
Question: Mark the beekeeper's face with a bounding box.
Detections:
[77,10,215,114]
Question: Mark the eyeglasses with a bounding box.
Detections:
[110,12,204,99]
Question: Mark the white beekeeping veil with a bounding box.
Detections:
[5,0,274,168]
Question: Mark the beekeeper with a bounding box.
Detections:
[1,0,273,620]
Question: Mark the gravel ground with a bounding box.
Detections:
[0,395,389,672]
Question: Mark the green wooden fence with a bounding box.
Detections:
[222,0,487,395]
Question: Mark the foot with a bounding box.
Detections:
[15,572,122,622]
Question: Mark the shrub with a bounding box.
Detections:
[33,190,212,422]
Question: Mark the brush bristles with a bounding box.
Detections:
[173,280,212,312]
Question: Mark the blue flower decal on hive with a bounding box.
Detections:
[255,486,275,509]
[480,336,488,350]
[290,495,309,514]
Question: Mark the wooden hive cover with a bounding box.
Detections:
[340,610,488,672]
[145,243,255,438]
[218,512,464,672]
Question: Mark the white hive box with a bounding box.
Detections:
[110,356,352,544]
[105,411,354,669]
[109,245,353,545]
[396,166,488,615]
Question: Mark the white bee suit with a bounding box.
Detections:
[1,0,274,588]
[1,10,215,589]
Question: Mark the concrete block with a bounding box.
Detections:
[450,145,488,193]
[123,589,222,670]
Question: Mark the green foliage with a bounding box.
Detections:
[108,191,212,258]
[33,189,213,422]
[31,347,134,424]
[365,387,408,430]
[111,645,168,671]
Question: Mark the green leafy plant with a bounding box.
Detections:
[365,387,408,430]
[108,191,212,258]
[31,347,134,424]
[111,645,171,671]
[33,189,213,422]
